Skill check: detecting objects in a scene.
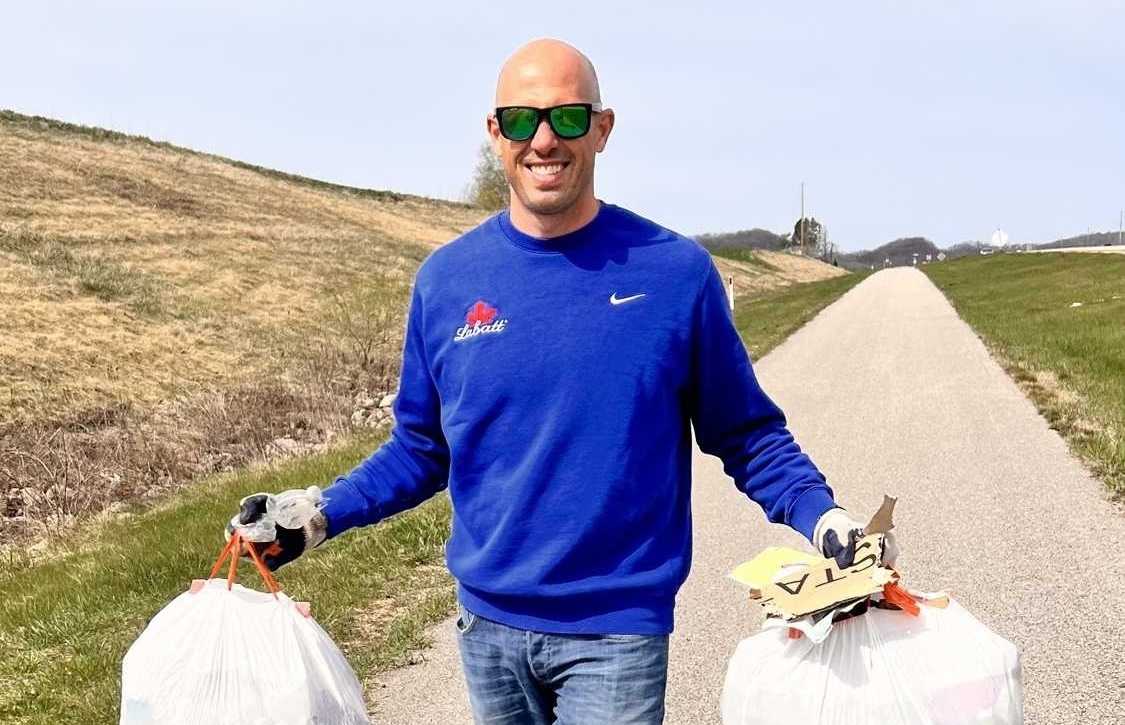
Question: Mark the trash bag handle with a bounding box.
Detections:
[881,582,921,616]
[207,531,282,599]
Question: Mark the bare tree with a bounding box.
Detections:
[466,143,509,211]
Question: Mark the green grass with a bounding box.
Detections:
[734,271,870,359]
[0,431,453,724]
[924,253,1125,498]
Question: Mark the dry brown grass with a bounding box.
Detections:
[0,111,483,423]
[0,111,483,542]
[711,249,847,299]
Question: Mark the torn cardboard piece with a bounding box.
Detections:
[865,495,897,535]
[731,495,901,623]
[749,534,894,620]
[730,547,822,593]
[760,595,871,642]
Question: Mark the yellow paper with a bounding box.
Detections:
[732,535,895,620]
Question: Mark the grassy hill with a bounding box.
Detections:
[1034,231,1120,249]
[0,110,488,545]
[709,246,848,295]
[838,236,942,269]
[925,253,1125,499]
[0,110,483,422]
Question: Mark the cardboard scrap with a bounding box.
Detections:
[731,496,902,624]
[865,495,897,534]
[760,595,870,641]
[750,534,894,620]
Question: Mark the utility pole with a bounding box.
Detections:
[800,182,806,251]
[1119,209,1122,245]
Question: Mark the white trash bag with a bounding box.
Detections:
[721,597,1022,724]
[120,531,370,725]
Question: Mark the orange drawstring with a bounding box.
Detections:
[205,531,281,599]
[882,582,921,616]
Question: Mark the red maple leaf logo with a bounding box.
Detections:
[465,300,498,326]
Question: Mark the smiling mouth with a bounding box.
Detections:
[524,160,570,181]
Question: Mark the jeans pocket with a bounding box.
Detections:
[454,602,477,635]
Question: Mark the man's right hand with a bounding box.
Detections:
[223,493,327,571]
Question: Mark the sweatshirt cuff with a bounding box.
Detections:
[787,486,838,544]
[321,476,382,540]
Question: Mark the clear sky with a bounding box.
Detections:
[4,1,1123,251]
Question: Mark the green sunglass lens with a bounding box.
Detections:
[550,106,590,138]
[500,108,538,140]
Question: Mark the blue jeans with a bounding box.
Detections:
[454,602,670,724]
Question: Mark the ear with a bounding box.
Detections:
[593,108,615,153]
[486,113,504,158]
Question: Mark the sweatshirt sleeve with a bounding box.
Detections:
[686,259,837,542]
[320,283,450,539]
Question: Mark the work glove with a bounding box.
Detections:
[223,490,328,571]
[813,507,900,569]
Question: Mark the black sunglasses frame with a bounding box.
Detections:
[493,103,601,141]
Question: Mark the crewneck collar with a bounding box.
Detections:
[498,202,611,254]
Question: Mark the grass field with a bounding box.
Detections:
[0,432,453,724]
[734,270,870,360]
[0,257,863,724]
[924,253,1125,498]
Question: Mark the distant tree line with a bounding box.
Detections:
[699,225,1119,271]
[696,228,789,251]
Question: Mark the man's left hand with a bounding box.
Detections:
[813,507,900,568]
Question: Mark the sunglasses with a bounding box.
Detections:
[494,103,603,142]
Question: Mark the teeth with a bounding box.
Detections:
[528,163,564,176]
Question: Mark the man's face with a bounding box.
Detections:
[488,59,614,217]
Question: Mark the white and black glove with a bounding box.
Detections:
[813,507,900,569]
[223,491,328,571]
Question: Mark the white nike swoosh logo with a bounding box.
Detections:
[610,292,646,305]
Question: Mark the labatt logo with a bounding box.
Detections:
[454,300,508,342]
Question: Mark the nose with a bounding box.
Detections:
[529,115,560,155]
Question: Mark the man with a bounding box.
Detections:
[228,38,881,724]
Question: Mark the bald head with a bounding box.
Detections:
[495,38,601,107]
[487,38,614,238]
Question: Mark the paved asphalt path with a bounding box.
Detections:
[370,267,1125,724]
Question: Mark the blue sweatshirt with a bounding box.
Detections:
[321,203,837,635]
